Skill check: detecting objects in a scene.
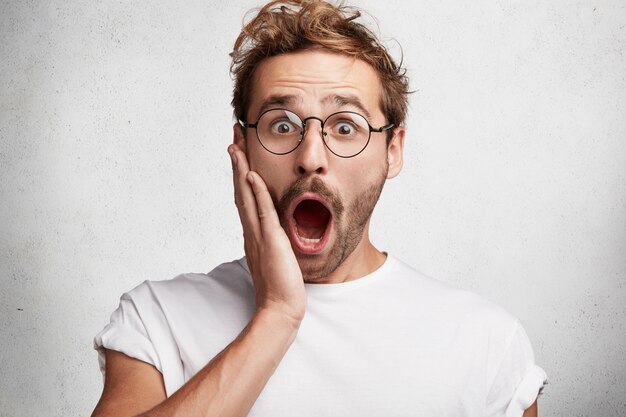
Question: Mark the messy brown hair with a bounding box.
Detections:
[230,0,410,138]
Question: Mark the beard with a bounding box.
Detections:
[274,163,388,282]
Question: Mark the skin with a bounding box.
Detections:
[90,50,539,417]
[235,49,405,285]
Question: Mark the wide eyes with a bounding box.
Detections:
[250,108,386,158]
[332,121,358,137]
[269,118,359,139]
[270,119,300,135]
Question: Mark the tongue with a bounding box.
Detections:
[293,200,330,239]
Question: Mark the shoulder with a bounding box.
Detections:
[389,255,520,334]
[123,257,254,307]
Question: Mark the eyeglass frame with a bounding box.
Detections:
[239,108,395,158]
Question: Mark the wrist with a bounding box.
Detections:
[255,303,305,331]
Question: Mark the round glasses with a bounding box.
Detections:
[240,109,394,158]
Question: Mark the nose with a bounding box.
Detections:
[294,118,329,176]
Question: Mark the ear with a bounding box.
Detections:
[233,122,246,152]
[386,126,405,179]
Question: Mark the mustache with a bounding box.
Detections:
[274,176,345,220]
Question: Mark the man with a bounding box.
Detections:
[92,1,547,416]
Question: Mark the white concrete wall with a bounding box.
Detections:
[1,1,625,415]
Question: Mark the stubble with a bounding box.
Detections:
[274,164,388,282]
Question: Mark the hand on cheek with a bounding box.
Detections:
[228,144,307,324]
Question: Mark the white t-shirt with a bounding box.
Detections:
[94,255,547,417]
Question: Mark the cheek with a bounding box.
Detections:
[248,145,275,174]
[350,153,386,178]
[335,163,371,196]
[249,154,291,195]
[339,156,388,197]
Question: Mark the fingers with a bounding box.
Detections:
[245,171,283,234]
[228,145,283,239]
[229,145,260,238]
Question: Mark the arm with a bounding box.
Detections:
[522,400,538,417]
[92,308,300,417]
[91,349,166,416]
[91,143,307,417]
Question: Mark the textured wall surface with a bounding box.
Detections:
[1,1,625,416]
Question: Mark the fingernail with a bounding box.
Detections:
[246,172,254,184]
[230,151,237,166]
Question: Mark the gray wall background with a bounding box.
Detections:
[1,1,625,416]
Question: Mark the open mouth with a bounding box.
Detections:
[288,194,333,254]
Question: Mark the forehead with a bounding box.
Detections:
[248,49,383,120]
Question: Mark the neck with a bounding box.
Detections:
[309,223,386,284]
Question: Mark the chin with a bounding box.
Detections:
[296,252,341,283]
[295,234,359,283]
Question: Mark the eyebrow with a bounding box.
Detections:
[255,94,373,121]
[257,95,301,119]
[322,94,372,120]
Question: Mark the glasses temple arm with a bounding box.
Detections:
[239,120,258,129]
[371,123,394,133]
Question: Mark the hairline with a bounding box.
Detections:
[243,49,386,124]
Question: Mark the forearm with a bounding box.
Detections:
[139,308,301,417]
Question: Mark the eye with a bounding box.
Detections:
[331,121,358,137]
[270,120,298,135]
[337,123,354,135]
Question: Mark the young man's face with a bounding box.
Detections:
[235,49,404,282]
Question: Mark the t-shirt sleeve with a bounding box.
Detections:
[93,291,162,380]
[486,320,548,417]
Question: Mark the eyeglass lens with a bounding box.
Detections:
[256,109,370,157]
